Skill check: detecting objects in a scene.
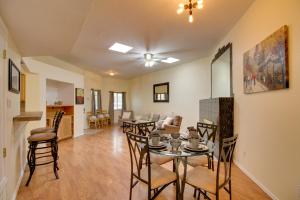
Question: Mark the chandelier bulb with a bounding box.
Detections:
[189,15,194,23]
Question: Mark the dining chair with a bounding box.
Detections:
[184,135,238,200]
[187,123,218,170]
[126,132,177,200]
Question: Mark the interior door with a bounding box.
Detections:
[0,28,7,200]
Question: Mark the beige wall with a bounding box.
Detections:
[213,0,300,199]
[0,18,28,200]
[130,57,211,130]
[130,0,300,199]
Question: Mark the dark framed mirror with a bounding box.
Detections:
[153,82,169,103]
[211,43,233,98]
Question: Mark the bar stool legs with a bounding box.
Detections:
[26,142,37,186]
[51,140,59,179]
[26,139,59,186]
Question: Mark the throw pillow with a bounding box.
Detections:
[162,117,173,128]
[173,116,181,126]
[159,114,167,121]
[156,120,164,129]
[203,118,213,124]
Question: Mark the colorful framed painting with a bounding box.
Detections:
[75,88,84,104]
[243,25,289,94]
[8,59,20,94]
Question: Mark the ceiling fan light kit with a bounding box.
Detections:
[177,0,204,23]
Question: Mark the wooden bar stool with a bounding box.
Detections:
[30,111,60,135]
[25,111,64,186]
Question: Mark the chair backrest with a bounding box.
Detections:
[197,122,218,143]
[216,135,238,190]
[126,132,151,186]
[53,111,65,134]
[51,111,60,128]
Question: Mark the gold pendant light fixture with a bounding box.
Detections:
[177,0,204,23]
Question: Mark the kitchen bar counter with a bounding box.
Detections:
[13,111,43,122]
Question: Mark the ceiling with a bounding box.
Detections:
[0,0,254,78]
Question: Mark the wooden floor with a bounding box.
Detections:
[17,126,271,200]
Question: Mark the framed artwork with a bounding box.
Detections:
[153,82,169,103]
[243,25,289,94]
[75,88,84,104]
[8,59,20,94]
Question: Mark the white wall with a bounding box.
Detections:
[0,17,28,200]
[46,79,74,106]
[130,58,211,131]
[213,0,300,199]
[22,58,85,137]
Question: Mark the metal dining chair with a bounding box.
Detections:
[184,135,238,200]
[187,122,218,170]
[126,132,177,200]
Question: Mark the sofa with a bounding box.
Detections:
[135,113,182,134]
[118,110,134,126]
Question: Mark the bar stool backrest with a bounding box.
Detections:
[53,111,64,135]
[51,111,60,128]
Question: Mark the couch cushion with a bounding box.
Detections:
[151,114,160,122]
[141,113,150,121]
[122,112,131,119]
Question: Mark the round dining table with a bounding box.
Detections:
[149,136,211,200]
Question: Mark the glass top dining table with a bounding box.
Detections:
[149,135,212,200]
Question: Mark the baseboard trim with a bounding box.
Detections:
[11,162,27,200]
[233,160,279,200]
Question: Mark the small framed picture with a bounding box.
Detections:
[75,88,84,104]
[8,59,20,94]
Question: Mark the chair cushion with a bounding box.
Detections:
[150,153,174,165]
[187,156,209,167]
[138,164,176,189]
[122,112,131,119]
[162,117,173,128]
[185,166,225,194]
[31,127,54,134]
[27,132,56,142]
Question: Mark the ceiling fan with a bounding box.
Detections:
[142,53,180,67]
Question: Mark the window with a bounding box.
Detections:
[114,92,123,110]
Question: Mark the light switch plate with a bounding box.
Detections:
[7,99,11,108]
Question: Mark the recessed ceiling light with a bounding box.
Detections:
[109,43,133,53]
[109,72,115,76]
[161,57,180,64]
